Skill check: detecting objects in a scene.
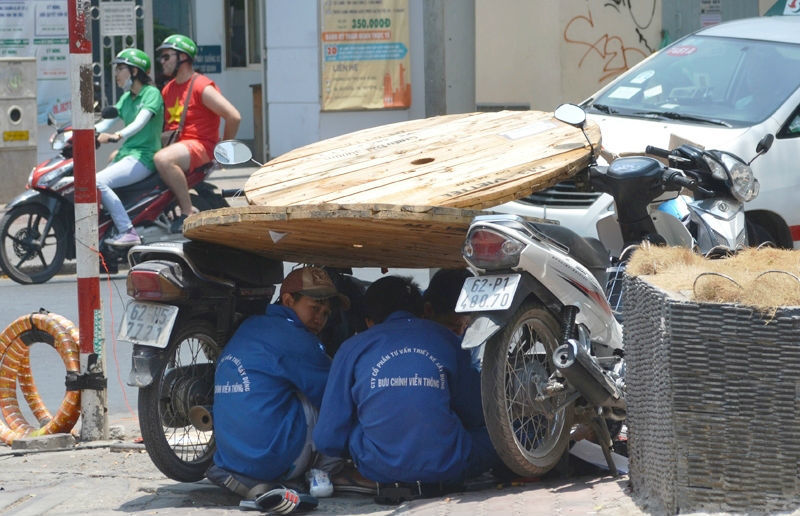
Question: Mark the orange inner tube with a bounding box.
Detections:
[0,312,81,445]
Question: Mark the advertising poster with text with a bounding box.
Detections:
[320,0,410,111]
[0,0,70,123]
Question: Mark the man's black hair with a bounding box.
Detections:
[423,268,472,316]
[363,275,423,324]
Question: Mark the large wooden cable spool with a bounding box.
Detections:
[186,110,598,267]
[0,312,81,444]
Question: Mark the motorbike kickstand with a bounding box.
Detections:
[589,410,619,477]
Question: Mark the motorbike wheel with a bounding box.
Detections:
[138,319,220,482]
[0,204,67,284]
[481,300,573,477]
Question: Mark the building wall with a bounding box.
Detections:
[476,0,663,111]
[194,0,260,142]
[264,0,428,158]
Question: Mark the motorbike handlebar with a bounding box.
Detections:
[663,170,696,190]
[645,145,670,159]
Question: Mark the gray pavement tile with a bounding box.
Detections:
[0,443,650,516]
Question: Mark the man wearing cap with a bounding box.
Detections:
[153,34,241,232]
[208,266,348,499]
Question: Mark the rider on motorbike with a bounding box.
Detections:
[154,34,241,233]
[95,48,164,247]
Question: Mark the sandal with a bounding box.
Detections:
[256,488,318,514]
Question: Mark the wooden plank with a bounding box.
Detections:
[244,110,600,209]
[183,205,547,268]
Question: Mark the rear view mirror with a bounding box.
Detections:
[554,103,586,128]
[755,134,773,155]
[101,106,119,119]
[214,140,253,165]
[748,133,774,166]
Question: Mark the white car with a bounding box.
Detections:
[498,15,800,251]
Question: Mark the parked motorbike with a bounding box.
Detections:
[457,103,773,477]
[121,140,369,482]
[0,109,228,284]
[122,239,283,482]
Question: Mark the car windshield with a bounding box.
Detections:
[588,35,800,128]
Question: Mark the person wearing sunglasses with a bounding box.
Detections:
[153,34,241,233]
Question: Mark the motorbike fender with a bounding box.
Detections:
[5,189,49,210]
[461,315,503,349]
[127,344,169,387]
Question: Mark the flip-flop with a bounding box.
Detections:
[253,488,319,514]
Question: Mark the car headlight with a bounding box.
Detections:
[720,153,758,202]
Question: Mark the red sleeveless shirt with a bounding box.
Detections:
[162,73,221,157]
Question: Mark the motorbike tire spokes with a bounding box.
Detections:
[481,301,573,477]
[0,205,67,284]
[138,320,219,482]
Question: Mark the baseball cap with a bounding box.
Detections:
[280,267,350,310]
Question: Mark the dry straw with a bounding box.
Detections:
[626,245,800,310]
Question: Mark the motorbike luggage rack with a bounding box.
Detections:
[605,264,626,321]
[605,244,639,322]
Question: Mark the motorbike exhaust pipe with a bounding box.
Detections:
[553,340,625,410]
[188,405,213,431]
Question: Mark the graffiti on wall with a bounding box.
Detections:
[563,0,658,84]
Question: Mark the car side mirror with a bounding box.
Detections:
[554,103,586,128]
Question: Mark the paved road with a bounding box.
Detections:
[0,441,645,516]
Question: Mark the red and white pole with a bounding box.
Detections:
[68,0,107,440]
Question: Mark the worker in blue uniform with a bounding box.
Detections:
[208,266,349,499]
[313,275,499,503]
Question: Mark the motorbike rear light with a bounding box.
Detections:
[127,266,186,301]
[463,227,524,269]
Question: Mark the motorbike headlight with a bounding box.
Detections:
[720,153,757,202]
[51,130,71,151]
[703,154,727,181]
[36,164,72,188]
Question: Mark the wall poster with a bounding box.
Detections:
[320,0,410,111]
[0,0,70,123]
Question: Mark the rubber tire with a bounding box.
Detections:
[138,319,219,482]
[0,204,67,284]
[481,301,573,477]
[746,219,775,248]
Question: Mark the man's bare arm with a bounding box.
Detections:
[201,86,242,140]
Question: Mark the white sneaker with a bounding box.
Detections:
[305,468,333,498]
[106,228,141,247]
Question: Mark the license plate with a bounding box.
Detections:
[118,302,179,349]
[455,274,521,312]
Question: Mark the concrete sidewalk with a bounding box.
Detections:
[0,441,644,516]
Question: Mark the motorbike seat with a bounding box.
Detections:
[115,171,166,199]
[529,222,610,287]
[114,162,216,201]
[182,240,284,287]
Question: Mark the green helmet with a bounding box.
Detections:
[157,34,197,60]
[113,47,151,74]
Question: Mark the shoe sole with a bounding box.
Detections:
[333,485,377,495]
